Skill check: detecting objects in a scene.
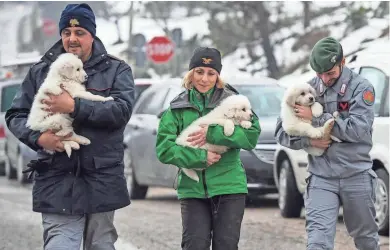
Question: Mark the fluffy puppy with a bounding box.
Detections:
[27,53,113,157]
[176,94,253,182]
[281,82,340,156]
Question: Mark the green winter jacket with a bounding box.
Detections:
[155,85,261,199]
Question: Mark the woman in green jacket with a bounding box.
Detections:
[156,47,261,250]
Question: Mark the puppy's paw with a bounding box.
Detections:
[333,111,340,119]
[240,121,252,129]
[104,96,114,101]
[311,102,324,117]
[308,128,324,139]
[324,118,335,131]
[55,129,72,137]
[330,135,342,142]
[223,120,235,136]
[74,135,91,145]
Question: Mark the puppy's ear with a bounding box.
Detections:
[285,93,296,107]
[60,62,74,76]
[309,85,317,97]
[226,108,236,118]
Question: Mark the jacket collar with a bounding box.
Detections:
[331,66,352,96]
[170,84,239,110]
[318,66,352,96]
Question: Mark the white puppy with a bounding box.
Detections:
[281,82,340,156]
[27,53,113,157]
[176,94,253,182]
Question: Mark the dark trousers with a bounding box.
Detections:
[180,194,246,250]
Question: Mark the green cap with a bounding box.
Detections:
[309,37,343,73]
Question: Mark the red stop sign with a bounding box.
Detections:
[146,36,174,63]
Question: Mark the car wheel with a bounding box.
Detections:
[4,157,16,179]
[278,159,303,218]
[124,150,148,200]
[16,152,30,184]
[374,168,389,236]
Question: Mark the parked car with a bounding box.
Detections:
[134,78,165,101]
[0,78,25,176]
[1,55,41,182]
[4,138,36,184]
[0,77,38,183]
[124,77,285,200]
[273,51,389,235]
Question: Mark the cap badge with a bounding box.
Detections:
[202,58,213,64]
[69,18,79,27]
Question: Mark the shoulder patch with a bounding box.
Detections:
[362,89,375,106]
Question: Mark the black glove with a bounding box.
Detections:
[23,158,51,179]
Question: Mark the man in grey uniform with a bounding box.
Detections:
[275,37,379,250]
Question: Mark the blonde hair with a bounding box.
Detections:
[182,69,225,90]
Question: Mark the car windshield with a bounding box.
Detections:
[233,84,285,117]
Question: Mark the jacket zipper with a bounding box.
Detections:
[202,170,209,198]
[196,108,209,198]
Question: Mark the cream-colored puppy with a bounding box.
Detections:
[281,82,340,156]
[176,94,253,182]
[27,53,113,157]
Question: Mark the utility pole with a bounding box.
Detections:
[127,1,134,62]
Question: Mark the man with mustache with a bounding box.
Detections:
[275,37,379,249]
[6,3,135,249]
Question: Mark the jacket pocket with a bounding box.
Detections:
[368,169,378,203]
[85,74,112,97]
[93,156,122,170]
[304,174,314,199]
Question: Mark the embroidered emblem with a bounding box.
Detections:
[338,102,349,111]
[330,55,336,63]
[340,83,346,95]
[362,89,375,106]
[69,18,79,27]
[202,58,213,64]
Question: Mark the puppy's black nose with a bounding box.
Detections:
[309,97,314,101]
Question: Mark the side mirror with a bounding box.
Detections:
[157,110,165,119]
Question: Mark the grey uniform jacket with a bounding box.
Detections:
[275,67,375,178]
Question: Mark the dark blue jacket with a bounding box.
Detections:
[5,37,135,215]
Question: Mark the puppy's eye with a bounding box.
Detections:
[76,68,80,71]
[242,108,246,111]
[301,92,305,96]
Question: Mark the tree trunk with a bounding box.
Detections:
[303,2,311,29]
[256,2,280,79]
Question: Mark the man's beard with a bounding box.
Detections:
[68,45,83,57]
[323,78,337,86]
[322,66,343,87]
